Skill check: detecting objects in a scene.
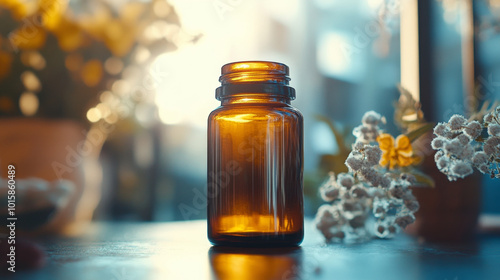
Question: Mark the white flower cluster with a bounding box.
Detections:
[315,172,419,242]
[352,111,386,143]
[316,172,372,242]
[315,111,420,242]
[432,106,500,180]
[346,142,390,188]
[372,174,419,238]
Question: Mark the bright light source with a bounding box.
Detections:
[87,107,102,123]
[366,0,383,10]
[158,109,183,125]
[19,92,39,116]
[317,32,352,77]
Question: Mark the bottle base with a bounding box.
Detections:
[208,231,303,247]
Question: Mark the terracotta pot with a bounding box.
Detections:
[405,153,482,242]
[0,118,107,235]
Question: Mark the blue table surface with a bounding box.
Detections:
[6,219,500,280]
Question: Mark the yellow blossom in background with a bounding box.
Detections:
[38,0,68,30]
[81,59,103,87]
[103,18,138,57]
[377,133,418,169]
[0,0,185,124]
[51,16,88,51]
[9,25,47,50]
[78,1,146,57]
[0,0,30,20]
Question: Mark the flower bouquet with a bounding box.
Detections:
[315,103,434,242]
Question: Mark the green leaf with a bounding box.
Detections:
[405,122,435,143]
[315,115,350,155]
[408,171,435,188]
[318,154,349,175]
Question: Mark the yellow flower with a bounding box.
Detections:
[81,59,103,87]
[0,0,30,20]
[78,2,145,57]
[38,0,68,30]
[51,16,88,51]
[9,24,47,50]
[377,133,417,169]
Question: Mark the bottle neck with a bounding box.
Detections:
[216,61,295,101]
[221,94,291,106]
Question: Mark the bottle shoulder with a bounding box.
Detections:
[209,104,303,122]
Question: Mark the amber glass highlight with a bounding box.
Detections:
[208,61,303,246]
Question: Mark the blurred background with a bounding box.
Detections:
[0,0,499,232]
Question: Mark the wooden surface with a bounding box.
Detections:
[6,219,500,280]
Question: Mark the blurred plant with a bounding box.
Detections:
[372,0,401,57]
[315,109,433,242]
[438,0,500,39]
[315,115,351,176]
[477,0,500,39]
[432,102,500,180]
[393,85,427,132]
[0,0,196,127]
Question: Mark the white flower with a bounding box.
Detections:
[353,141,365,151]
[337,173,354,189]
[349,215,367,228]
[464,121,482,139]
[436,157,449,171]
[372,198,387,215]
[472,151,488,166]
[321,188,339,202]
[395,215,415,229]
[353,125,379,143]
[404,199,419,212]
[315,205,344,228]
[364,145,382,166]
[400,173,416,185]
[484,113,493,124]
[376,224,389,238]
[320,173,339,201]
[346,156,363,171]
[484,137,500,157]
[433,123,449,137]
[350,186,369,198]
[478,164,489,174]
[451,161,473,178]
[361,111,384,127]
[488,124,500,137]
[352,111,386,143]
[457,134,471,145]
[448,114,467,130]
[389,185,405,199]
[444,139,463,155]
[359,168,380,187]
[472,151,490,174]
[434,150,445,161]
[431,137,445,149]
[460,144,475,159]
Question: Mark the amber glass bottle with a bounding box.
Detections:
[207,61,304,246]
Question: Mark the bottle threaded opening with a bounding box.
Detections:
[216,61,295,100]
[219,61,290,85]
